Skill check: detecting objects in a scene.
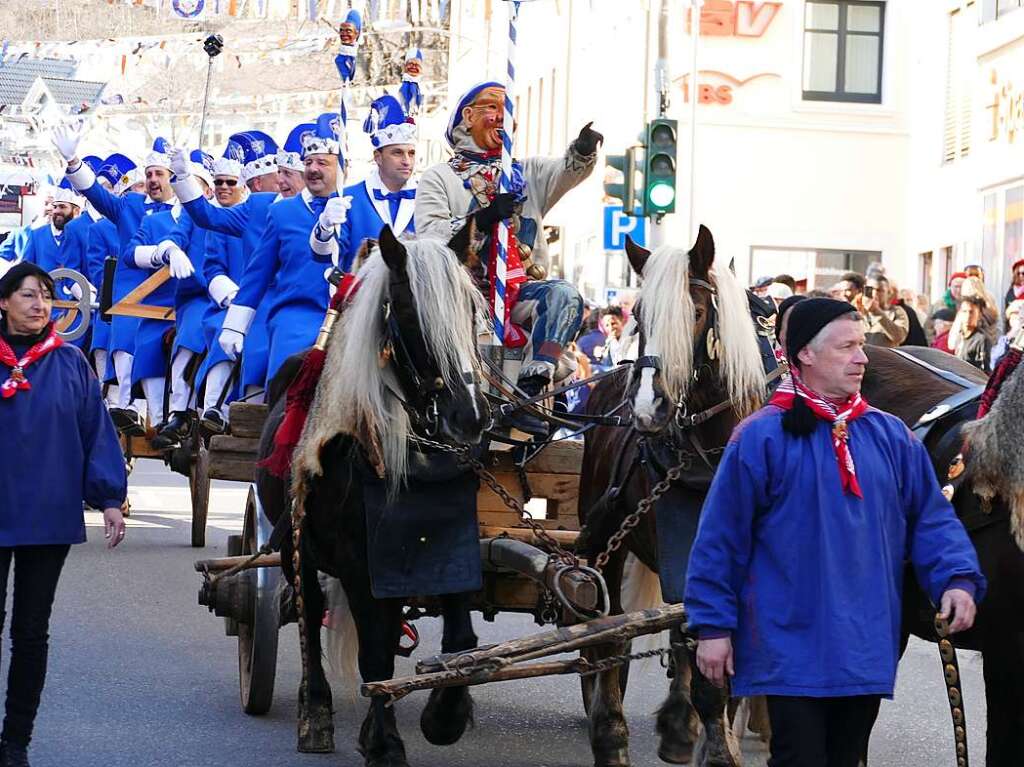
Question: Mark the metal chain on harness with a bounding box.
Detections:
[593,456,689,572]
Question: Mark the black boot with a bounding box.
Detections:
[503,375,551,438]
[151,411,190,451]
[1,740,30,767]
[200,408,227,435]
[109,407,145,437]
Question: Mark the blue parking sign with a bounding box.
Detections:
[603,206,646,251]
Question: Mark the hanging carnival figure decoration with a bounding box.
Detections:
[334,9,362,84]
[398,47,424,116]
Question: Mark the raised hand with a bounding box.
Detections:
[168,146,190,178]
[319,195,353,229]
[52,121,84,163]
[574,121,604,155]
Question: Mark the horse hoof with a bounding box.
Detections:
[657,741,694,764]
[420,687,474,746]
[297,710,335,753]
[593,747,631,767]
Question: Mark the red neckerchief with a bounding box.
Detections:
[769,371,869,498]
[0,325,63,399]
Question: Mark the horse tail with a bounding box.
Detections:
[322,575,360,697]
[620,553,669,659]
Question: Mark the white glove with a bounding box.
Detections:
[168,146,190,179]
[222,288,238,307]
[165,245,195,279]
[70,282,85,301]
[52,121,84,163]
[219,328,245,360]
[153,239,177,264]
[318,196,353,230]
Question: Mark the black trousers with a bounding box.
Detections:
[766,695,882,767]
[0,544,70,747]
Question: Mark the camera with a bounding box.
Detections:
[864,285,875,299]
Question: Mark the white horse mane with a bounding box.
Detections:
[639,244,766,417]
[292,238,487,495]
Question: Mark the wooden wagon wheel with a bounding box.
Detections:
[237,485,281,715]
[189,441,211,548]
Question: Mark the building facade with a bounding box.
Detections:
[908,0,1024,307]
[448,0,916,302]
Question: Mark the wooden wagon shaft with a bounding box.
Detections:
[194,552,282,573]
[106,267,176,321]
[416,603,685,674]
[478,525,577,546]
[362,657,594,700]
[370,604,686,699]
[480,538,598,611]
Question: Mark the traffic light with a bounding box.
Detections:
[604,145,643,217]
[643,118,678,217]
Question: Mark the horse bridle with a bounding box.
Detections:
[379,297,479,439]
[628,276,727,431]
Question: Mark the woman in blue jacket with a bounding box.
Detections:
[0,262,127,767]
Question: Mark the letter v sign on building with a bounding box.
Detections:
[603,205,648,251]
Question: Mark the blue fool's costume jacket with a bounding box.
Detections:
[123,208,207,383]
[683,405,986,699]
[175,189,276,391]
[194,228,245,399]
[66,163,174,357]
[333,171,416,272]
[233,189,337,385]
[0,337,126,545]
[84,216,118,364]
[159,211,212,358]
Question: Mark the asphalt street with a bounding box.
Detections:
[4,461,987,767]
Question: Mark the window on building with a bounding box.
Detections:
[982,0,1022,23]
[943,4,974,163]
[920,251,933,296]
[803,1,885,103]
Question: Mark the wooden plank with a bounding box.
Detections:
[476,511,570,529]
[107,267,176,321]
[478,525,579,544]
[228,402,269,438]
[209,435,260,456]
[489,440,583,475]
[208,455,256,482]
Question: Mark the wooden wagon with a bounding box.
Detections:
[193,401,590,714]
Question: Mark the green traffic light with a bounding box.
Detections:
[648,182,675,208]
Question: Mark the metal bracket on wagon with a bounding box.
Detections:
[49,267,94,342]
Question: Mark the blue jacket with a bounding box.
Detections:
[69,167,174,354]
[683,405,986,698]
[22,222,87,274]
[0,339,126,545]
[234,190,334,382]
[335,177,415,272]
[84,217,118,358]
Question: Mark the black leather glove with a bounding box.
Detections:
[574,121,604,155]
[473,192,520,230]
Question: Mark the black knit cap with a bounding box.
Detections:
[785,297,858,367]
[0,261,54,300]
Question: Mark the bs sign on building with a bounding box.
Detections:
[603,206,647,251]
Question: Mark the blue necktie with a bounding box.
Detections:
[373,188,415,225]
[309,195,331,218]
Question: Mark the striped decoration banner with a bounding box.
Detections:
[493,0,520,343]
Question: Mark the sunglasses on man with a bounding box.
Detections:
[214,178,238,187]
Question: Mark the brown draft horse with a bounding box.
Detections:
[578,229,1024,766]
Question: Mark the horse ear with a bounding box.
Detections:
[625,235,650,277]
[378,225,407,272]
[689,224,715,279]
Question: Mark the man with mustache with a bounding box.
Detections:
[415,81,602,436]
[57,126,178,435]
[170,123,310,404]
[218,113,351,387]
[310,94,416,273]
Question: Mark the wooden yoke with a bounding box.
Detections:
[107,266,176,321]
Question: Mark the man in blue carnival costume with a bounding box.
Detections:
[56,127,178,435]
[220,113,349,387]
[310,94,415,272]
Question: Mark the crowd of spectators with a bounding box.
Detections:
[752,260,1022,374]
